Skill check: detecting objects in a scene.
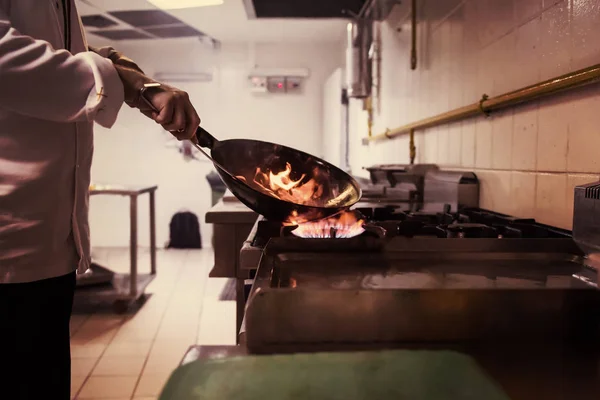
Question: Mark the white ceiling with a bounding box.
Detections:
[76,0,348,44]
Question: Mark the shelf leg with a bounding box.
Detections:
[149,190,157,275]
[130,195,138,298]
[236,278,245,345]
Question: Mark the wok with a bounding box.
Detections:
[193,127,362,223]
[139,95,361,223]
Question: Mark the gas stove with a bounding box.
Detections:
[238,199,600,354]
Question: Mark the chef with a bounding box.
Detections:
[0,1,200,398]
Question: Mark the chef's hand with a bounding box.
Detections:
[142,84,201,142]
[108,63,200,142]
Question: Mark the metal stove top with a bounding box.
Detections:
[250,206,572,247]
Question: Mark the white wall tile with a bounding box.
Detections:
[491,32,517,95]
[477,45,495,97]
[513,16,542,89]
[437,127,450,165]
[571,0,600,70]
[536,96,569,171]
[461,121,476,167]
[447,122,462,166]
[510,171,537,217]
[515,0,544,25]
[415,131,427,164]
[478,170,512,214]
[512,102,539,171]
[463,1,481,54]
[449,6,465,67]
[422,129,438,164]
[539,0,571,81]
[477,0,516,48]
[439,20,453,72]
[461,55,479,105]
[535,173,568,228]
[542,0,564,10]
[491,110,514,169]
[566,88,600,173]
[475,118,493,168]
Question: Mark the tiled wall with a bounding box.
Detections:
[348,0,600,229]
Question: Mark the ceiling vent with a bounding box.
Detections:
[81,14,118,28]
[82,8,216,45]
[109,10,182,27]
[248,0,366,18]
[245,0,397,20]
[92,29,153,40]
[144,25,206,39]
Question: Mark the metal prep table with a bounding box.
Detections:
[205,191,257,339]
[75,184,158,312]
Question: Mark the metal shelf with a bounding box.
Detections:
[74,184,158,312]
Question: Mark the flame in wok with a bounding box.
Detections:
[253,162,324,205]
[236,162,354,209]
[291,211,365,238]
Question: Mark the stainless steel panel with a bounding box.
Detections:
[210,223,254,278]
[574,181,600,254]
[245,238,599,353]
[345,20,373,99]
[424,170,479,210]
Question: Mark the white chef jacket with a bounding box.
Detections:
[0,0,125,283]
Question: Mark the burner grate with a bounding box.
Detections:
[251,207,572,246]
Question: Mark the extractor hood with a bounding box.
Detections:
[244,0,368,18]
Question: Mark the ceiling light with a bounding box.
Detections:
[147,0,224,10]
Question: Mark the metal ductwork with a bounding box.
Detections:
[345,19,373,99]
[245,0,367,18]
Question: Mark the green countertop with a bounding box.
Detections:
[159,349,509,400]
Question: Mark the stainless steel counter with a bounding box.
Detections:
[205,192,257,341]
[205,191,258,225]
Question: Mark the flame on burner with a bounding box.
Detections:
[291,211,365,238]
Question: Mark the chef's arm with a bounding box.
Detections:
[88,46,153,108]
[0,10,124,127]
[88,46,201,142]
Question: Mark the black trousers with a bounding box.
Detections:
[0,272,76,400]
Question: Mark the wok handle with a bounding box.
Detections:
[195,126,219,150]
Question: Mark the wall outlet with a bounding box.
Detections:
[286,77,303,93]
[249,76,268,93]
[267,76,286,93]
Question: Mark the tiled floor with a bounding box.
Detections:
[70,248,235,400]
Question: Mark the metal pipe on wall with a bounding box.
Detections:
[409,129,416,164]
[365,96,374,138]
[410,0,417,70]
[341,88,351,173]
[346,19,374,99]
[364,63,600,143]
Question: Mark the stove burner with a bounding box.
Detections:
[362,224,387,239]
[288,211,366,238]
[446,223,498,238]
[373,206,406,221]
